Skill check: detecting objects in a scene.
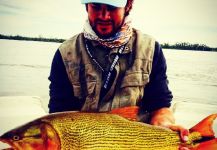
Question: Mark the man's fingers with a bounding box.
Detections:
[166,124,189,142]
[181,129,189,142]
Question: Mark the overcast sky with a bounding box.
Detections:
[0,0,217,47]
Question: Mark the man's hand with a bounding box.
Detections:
[150,107,189,149]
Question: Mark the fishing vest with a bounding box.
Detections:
[59,29,155,112]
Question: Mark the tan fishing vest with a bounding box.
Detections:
[59,29,155,112]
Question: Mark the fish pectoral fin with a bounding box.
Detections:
[192,138,217,150]
[40,123,60,150]
[190,114,217,138]
[109,106,139,121]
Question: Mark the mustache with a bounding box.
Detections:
[95,19,114,25]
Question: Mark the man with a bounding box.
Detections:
[48,0,189,146]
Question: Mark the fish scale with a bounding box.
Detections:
[45,113,181,150]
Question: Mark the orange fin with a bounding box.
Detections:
[190,114,217,137]
[110,106,139,121]
[193,138,217,150]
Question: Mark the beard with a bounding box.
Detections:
[91,19,123,39]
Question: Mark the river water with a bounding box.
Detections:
[0,39,216,139]
[1,39,216,106]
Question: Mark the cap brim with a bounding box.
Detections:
[81,0,127,7]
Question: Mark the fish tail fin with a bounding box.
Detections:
[186,114,217,150]
[110,106,139,121]
[190,114,217,137]
[193,138,217,150]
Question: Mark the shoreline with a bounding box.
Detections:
[0,34,217,51]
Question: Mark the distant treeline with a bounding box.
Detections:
[0,34,65,43]
[0,34,216,51]
[161,42,217,52]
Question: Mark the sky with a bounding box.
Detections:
[0,0,217,47]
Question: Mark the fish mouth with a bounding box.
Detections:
[0,144,14,150]
[0,139,15,150]
[1,148,14,150]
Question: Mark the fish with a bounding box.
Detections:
[0,106,216,150]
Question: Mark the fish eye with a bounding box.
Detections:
[13,135,20,141]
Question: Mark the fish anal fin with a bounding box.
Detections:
[110,106,139,121]
[190,114,217,137]
[193,138,217,150]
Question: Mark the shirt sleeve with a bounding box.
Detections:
[139,42,173,112]
[48,50,83,113]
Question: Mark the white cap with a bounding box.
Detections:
[81,0,127,7]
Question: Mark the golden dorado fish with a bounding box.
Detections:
[0,107,217,150]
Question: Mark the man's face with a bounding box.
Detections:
[87,3,126,38]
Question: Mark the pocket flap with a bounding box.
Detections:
[73,81,96,98]
[121,72,149,88]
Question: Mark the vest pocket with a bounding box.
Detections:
[72,83,82,98]
[86,81,97,96]
[121,71,149,88]
[72,81,97,99]
[115,72,149,108]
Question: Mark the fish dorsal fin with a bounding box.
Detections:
[190,114,217,137]
[110,106,139,121]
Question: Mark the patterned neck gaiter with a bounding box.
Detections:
[83,17,133,48]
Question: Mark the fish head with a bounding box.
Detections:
[0,120,60,150]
